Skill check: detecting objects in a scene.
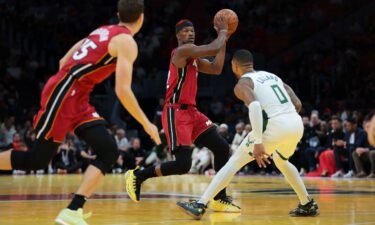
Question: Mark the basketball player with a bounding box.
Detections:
[0,0,161,224]
[177,49,319,219]
[125,18,240,212]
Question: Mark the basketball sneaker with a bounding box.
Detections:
[125,167,142,202]
[289,199,319,217]
[177,200,207,220]
[208,196,241,212]
[55,208,92,225]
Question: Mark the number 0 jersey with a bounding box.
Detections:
[242,71,296,118]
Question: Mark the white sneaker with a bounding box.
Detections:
[331,170,344,178]
[343,170,354,178]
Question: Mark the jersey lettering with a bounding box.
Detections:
[73,39,98,60]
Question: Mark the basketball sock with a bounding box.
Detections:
[67,194,87,210]
[273,153,310,205]
[199,148,252,205]
[135,166,156,181]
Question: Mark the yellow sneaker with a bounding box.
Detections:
[125,167,142,202]
[55,208,92,225]
[208,196,241,213]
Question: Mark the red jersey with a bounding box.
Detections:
[57,24,131,91]
[33,25,131,142]
[165,49,198,105]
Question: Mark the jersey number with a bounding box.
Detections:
[73,39,98,60]
[271,84,288,104]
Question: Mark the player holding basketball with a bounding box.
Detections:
[125,16,240,212]
[177,49,319,219]
[0,0,160,224]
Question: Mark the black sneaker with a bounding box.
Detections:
[289,199,319,217]
[177,200,207,220]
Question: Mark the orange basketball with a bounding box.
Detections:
[213,9,238,35]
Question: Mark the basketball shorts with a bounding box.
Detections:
[162,104,215,151]
[33,73,105,143]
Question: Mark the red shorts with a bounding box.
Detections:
[162,104,215,151]
[33,73,105,143]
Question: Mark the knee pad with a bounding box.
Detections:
[90,138,119,175]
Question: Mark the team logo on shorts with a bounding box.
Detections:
[205,120,213,126]
[92,112,100,118]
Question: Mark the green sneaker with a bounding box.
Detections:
[55,208,92,225]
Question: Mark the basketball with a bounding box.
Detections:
[213,9,238,35]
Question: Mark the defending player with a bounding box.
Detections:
[0,0,161,224]
[125,18,241,212]
[177,49,319,219]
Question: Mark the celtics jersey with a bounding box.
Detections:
[242,71,296,118]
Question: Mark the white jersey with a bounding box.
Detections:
[242,71,296,118]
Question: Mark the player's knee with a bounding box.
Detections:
[91,139,119,174]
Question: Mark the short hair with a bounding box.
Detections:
[233,49,253,66]
[347,117,357,124]
[364,111,375,122]
[330,115,341,122]
[117,0,144,23]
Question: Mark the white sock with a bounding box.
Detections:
[198,148,253,205]
[274,153,310,205]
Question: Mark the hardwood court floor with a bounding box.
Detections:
[0,174,374,225]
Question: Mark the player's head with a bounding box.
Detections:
[175,19,195,45]
[232,49,254,78]
[117,0,144,34]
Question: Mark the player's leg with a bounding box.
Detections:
[56,124,119,225]
[0,138,59,170]
[125,107,194,202]
[177,134,254,219]
[274,145,318,217]
[194,127,230,200]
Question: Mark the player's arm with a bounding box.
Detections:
[109,34,161,144]
[196,43,226,75]
[59,39,84,69]
[234,78,270,167]
[172,17,228,68]
[283,83,302,113]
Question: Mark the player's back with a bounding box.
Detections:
[51,25,131,92]
[242,71,296,118]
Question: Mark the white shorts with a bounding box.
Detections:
[238,112,303,159]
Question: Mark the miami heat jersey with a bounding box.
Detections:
[33,24,132,142]
[58,25,131,91]
[165,49,198,105]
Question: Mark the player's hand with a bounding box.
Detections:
[214,16,228,34]
[253,144,271,168]
[144,122,162,145]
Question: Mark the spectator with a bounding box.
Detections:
[217,123,233,144]
[244,124,251,134]
[304,113,327,172]
[128,138,147,167]
[53,136,81,174]
[190,146,213,174]
[115,128,130,151]
[231,122,246,151]
[352,113,375,178]
[1,117,16,145]
[332,117,367,178]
